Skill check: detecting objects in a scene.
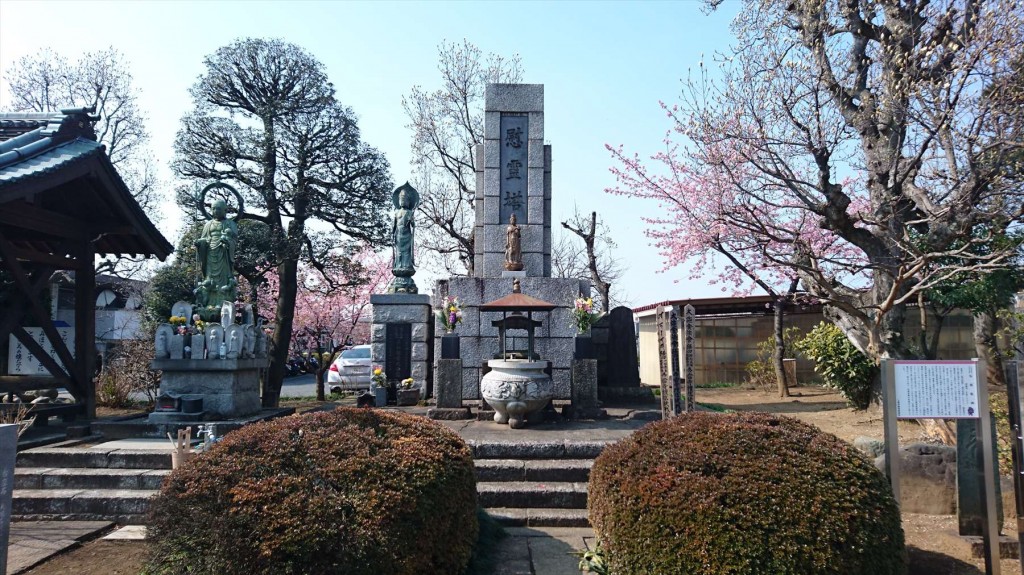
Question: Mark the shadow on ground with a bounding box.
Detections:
[710,400,852,414]
[908,546,983,575]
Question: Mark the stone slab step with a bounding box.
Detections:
[12,489,157,520]
[17,447,173,470]
[468,440,610,460]
[15,467,170,490]
[475,459,592,483]
[477,481,588,510]
[485,507,590,528]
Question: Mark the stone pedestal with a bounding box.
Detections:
[370,294,431,390]
[429,359,473,420]
[435,359,464,408]
[571,359,605,419]
[149,358,266,420]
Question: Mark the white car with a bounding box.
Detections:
[328,345,372,391]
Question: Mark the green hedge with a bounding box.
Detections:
[588,412,905,575]
[145,408,479,575]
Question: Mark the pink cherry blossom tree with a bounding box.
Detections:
[256,247,391,400]
[609,0,1024,374]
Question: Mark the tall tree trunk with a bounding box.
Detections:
[974,310,1006,387]
[773,297,790,398]
[264,257,298,408]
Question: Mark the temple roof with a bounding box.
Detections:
[0,107,172,262]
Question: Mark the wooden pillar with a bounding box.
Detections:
[75,244,96,419]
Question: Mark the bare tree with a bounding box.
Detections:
[557,209,626,312]
[4,47,161,278]
[402,40,523,276]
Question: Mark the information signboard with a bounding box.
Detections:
[893,360,979,419]
[6,328,74,376]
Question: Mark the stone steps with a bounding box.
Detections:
[477,481,588,509]
[12,488,156,525]
[483,507,590,528]
[11,439,608,527]
[17,448,172,470]
[474,459,592,483]
[471,439,607,528]
[15,467,170,490]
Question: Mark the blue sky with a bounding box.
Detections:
[0,0,741,307]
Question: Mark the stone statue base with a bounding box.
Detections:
[148,358,266,420]
[387,275,418,294]
[503,262,524,271]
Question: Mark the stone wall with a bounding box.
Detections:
[435,276,589,400]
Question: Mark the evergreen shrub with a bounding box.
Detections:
[795,321,877,409]
[588,412,906,575]
[145,407,479,575]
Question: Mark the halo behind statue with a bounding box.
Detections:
[392,182,420,210]
[198,182,245,221]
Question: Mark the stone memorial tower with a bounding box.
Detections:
[473,84,552,278]
[435,84,590,404]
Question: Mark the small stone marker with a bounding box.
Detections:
[683,304,695,412]
[656,305,670,418]
[669,306,682,416]
[1,424,16,575]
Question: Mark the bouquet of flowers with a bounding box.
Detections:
[436,296,463,333]
[371,365,388,389]
[400,377,416,389]
[570,295,598,334]
[169,315,205,336]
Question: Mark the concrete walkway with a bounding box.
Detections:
[5,522,596,575]
[6,521,111,574]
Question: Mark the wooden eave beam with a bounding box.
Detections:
[0,200,90,240]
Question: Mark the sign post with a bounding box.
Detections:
[881,360,999,575]
[1003,361,1024,575]
[0,423,16,575]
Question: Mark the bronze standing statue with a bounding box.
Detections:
[195,198,239,308]
[387,182,420,294]
[504,213,523,271]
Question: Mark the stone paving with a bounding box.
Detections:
[5,521,111,574]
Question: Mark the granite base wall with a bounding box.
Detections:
[435,277,589,400]
[151,358,267,418]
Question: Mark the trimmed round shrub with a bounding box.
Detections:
[145,408,478,575]
[588,412,906,575]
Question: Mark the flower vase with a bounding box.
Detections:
[372,385,388,408]
[441,333,460,359]
[574,332,594,360]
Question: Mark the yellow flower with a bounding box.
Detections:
[373,368,382,375]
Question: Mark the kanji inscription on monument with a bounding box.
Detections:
[894,360,979,419]
[499,115,529,224]
[384,323,412,383]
